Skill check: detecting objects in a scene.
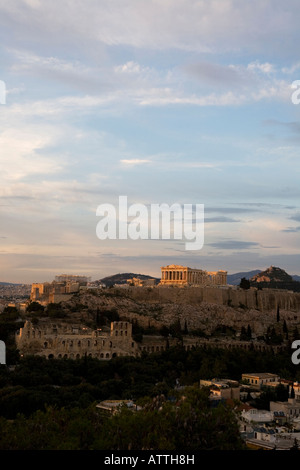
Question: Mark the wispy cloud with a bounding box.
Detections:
[120,159,151,165]
[0,0,300,282]
[1,0,300,55]
[208,240,260,250]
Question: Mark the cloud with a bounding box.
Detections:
[205,216,240,223]
[0,0,300,284]
[1,0,299,57]
[0,127,64,182]
[184,62,246,87]
[247,61,275,74]
[208,240,260,250]
[120,159,151,165]
[205,206,261,215]
[282,226,300,232]
[114,61,150,75]
[289,213,300,222]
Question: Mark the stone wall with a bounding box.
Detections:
[123,286,300,312]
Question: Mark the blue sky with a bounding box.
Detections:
[0,0,300,283]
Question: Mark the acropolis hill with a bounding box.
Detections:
[15,265,300,361]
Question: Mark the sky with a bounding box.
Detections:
[1,0,300,283]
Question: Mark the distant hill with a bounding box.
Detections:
[228,268,300,287]
[227,270,261,286]
[97,268,300,290]
[97,273,160,288]
[0,282,27,286]
[249,266,300,292]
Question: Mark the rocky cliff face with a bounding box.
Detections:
[59,286,300,340]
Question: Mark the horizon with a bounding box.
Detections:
[1,264,300,285]
[1,1,300,283]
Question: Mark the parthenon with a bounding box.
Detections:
[160,264,227,287]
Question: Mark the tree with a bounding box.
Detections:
[293,327,299,341]
[290,384,295,399]
[240,325,252,341]
[247,324,252,340]
[283,320,288,339]
[26,302,44,313]
[290,438,299,451]
[240,277,250,289]
[276,305,280,322]
[159,325,170,337]
[98,387,245,451]
[169,319,182,339]
[240,326,247,341]
[46,303,66,318]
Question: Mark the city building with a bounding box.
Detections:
[160,264,227,287]
[240,408,274,425]
[270,398,300,421]
[241,373,280,389]
[200,378,240,400]
[30,274,90,305]
[127,277,157,287]
[96,400,141,415]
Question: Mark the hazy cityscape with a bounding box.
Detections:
[1,0,300,460]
